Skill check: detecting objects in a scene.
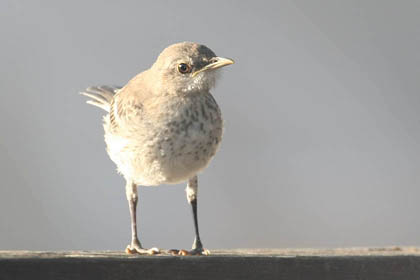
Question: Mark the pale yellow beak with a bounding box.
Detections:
[192,57,234,77]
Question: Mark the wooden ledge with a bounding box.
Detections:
[1,247,420,280]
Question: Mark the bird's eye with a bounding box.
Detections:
[178,63,192,74]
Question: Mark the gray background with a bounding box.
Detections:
[1,0,419,251]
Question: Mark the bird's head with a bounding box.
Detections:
[151,42,234,95]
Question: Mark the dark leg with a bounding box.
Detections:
[182,176,209,255]
[125,181,160,255]
[190,198,203,250]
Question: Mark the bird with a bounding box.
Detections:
[80,42,234,255]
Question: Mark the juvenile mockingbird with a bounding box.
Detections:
[80,42,233,255]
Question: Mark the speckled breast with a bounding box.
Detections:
[151,93,223,184]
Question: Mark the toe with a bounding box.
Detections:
[202,249,211,255]
[179,249,189,256]
[125,245,161,255]
[125,246,137,254]
[173,248,210,256]
[147,247,161,255]
[168,249,180,255]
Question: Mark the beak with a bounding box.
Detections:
[192,57,235,77]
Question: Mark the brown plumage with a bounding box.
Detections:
[81,42,234,255]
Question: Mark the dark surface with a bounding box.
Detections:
[1,249,420,280]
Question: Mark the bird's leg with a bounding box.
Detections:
[170,176,210,256]
[188,176,203,250]
[125,181,160,255]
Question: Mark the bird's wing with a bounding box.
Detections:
[108,89,145,134]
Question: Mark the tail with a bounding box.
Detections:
[80,85,122,112]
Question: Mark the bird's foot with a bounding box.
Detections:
[168,248,210,256]
[125,244,160,255]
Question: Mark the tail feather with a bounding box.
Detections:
[80,85,122,112]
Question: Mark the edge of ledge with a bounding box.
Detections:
[1,246,420,259]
